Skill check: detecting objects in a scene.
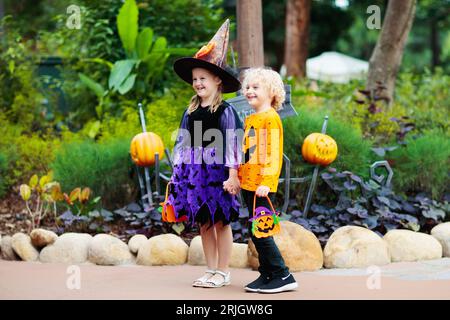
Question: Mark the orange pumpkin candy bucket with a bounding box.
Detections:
[249,194,281,238]
[160,182,188,223]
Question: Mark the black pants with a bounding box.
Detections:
[242,189,290,279]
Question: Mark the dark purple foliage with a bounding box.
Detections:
[285,167,448,246]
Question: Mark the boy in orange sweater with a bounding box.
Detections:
[238,68,298,293]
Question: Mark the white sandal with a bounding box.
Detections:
[203,270,231,288]
[192,269,216,287]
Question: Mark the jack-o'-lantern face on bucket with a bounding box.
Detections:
[251,206,280,238]
[256,214,274,232]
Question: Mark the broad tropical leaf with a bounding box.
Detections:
[136,27,154,59]
[117,0,139,57]
[108,60,136,91]
[79,73,105,98]
[118,74,137,94]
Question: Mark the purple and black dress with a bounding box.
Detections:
[168,101,242,226]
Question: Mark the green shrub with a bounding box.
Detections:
[51,139,135,209]
[389,130,450,199]
[290,70,450,146]
[283,110,374,179]
[145,88,191,148]
[99,86,191,149]
[0,17,45,130]
[0,152,8,198]
[395,69,449,135]
[281,109,374,209]
[0,114,63,195]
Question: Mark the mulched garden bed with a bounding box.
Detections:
[0,189,198,245]
[0,190,30,235]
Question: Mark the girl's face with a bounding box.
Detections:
[192,68,221,101]
[244,79,271,111]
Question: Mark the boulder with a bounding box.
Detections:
[187,236,206,265]
[128,234,148,254]
[323,226,390,268]
[11,232,39,261]
[187,236,249,268]
[1,235,20,261]
[88,234,133,265]
[230,243,249,268]
[40,233,93,264]
[137,234,188,266]
[384,229,442,262]
[431,222,450,257]
[248,221,323,272]
[30,229,58,248]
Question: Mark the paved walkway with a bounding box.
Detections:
[1,259,450,300]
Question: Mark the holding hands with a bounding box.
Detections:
[223,169,240,195]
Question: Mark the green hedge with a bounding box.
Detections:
[390,130,450,199]
[283,110,374,179]
[51,139,135,209]
[0,152,8,198]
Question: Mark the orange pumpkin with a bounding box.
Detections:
[301,133,338,166]
[160,182,188,223]
[130,132,164,166]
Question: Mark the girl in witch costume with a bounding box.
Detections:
[168,19,242,288]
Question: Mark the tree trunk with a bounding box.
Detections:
[284,0,311,79]
[367,0,416,105]
[236,0,264,69]
[0,0,4,26]
[430,17,440,69]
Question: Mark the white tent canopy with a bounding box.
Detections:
[306,51,369,83]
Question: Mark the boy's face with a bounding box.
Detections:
[244,80,271,111]
[192,68,222,101]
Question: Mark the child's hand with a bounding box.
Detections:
[223,176,240,195]
[255,185,270,197]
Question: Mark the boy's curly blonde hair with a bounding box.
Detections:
[242,68,285,110]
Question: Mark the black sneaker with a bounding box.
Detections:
[244,275,271,293]
[258,273,298,293]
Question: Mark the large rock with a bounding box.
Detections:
[11,233,39,261]
[230,243,249,268]
[1,236,20,261]
[40,233,93,264]
[128,234,148,254]
[384,229,442,262]
[248,221,323,272]
[431,222,450,257]
[88,234,133,265]
[30,229,58,248]
[137,234,188,266]
[187,236,249,268]
[323,226,390,268]
[187,236,206,265]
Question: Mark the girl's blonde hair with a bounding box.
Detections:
[187,89,222,114]
[187,69,223,114]
[242,68,285,110]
